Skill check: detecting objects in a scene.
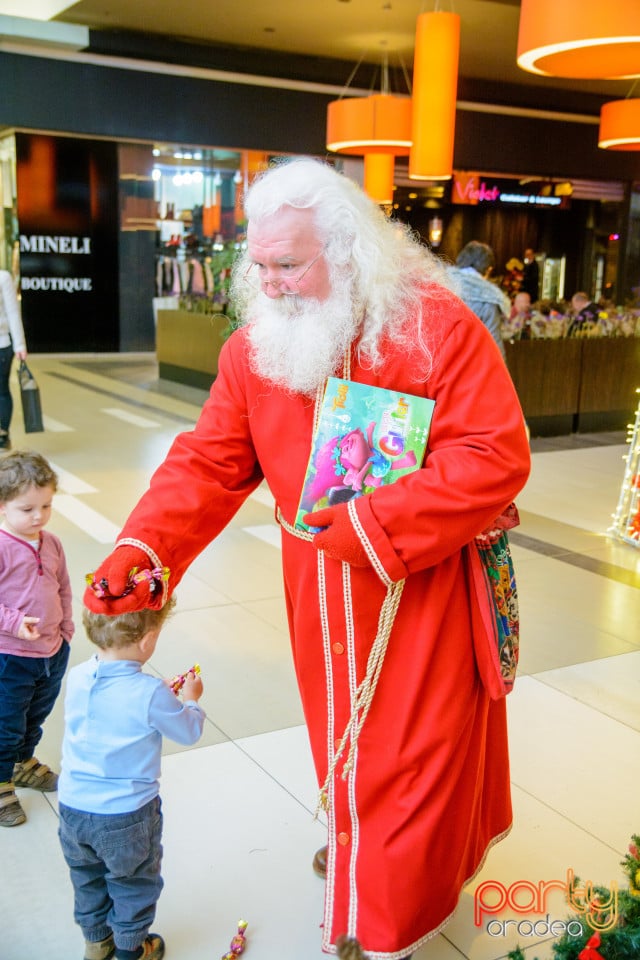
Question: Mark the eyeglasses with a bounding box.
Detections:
[244,247,325,292]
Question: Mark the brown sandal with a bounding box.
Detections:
[13,757,58,792]
[84,933,115,960]
[0,781,26,826]
[120,934,165,959]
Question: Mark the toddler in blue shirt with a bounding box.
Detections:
[58,597,205,960]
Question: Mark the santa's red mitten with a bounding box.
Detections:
[303,504,371,568]
[84,545,165,614]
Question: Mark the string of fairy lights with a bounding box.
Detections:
[608,387,640,547]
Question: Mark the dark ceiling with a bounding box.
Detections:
[47,0,636,119]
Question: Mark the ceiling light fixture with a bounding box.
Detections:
[409,11,460,181]
[428,216,443,248]
[598,97,640,150]
[517,0,640,78]
[326,92,411,156]
[362,153,396,205]
[326,54,411,205]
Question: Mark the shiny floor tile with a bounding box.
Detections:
[507,677,638,848]
[535,650,640,731]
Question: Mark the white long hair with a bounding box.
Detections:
[230,158,452,378]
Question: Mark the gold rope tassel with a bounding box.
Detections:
[316,578,405,816]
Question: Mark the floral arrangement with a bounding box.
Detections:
[502,305,640,342]
[507,835,640,960]
[502,257,524,300]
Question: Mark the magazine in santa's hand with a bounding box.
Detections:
[295,377,436,532]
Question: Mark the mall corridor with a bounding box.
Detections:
[1,353,639,960]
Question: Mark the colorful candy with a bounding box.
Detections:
[85,566,170,600]
[169,663,201,695]
[221,919,248,958]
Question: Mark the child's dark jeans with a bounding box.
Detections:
[0,641,70,781]
[58,796,164,951]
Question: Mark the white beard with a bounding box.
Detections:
[246,285,360,395]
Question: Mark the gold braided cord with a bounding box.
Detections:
[276,508,313,541]
[278,501,407,817]
[316,578,405,815]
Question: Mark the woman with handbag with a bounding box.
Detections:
[0,270,27,449]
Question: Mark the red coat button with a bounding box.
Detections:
[338,832,350,846]
[332,642,345,655]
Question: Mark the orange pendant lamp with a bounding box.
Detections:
[599,98,640,150]
[363,154,396,204]
[326,92,411,203]
[326,93,411,155]
[409,11,460,181]
[517,0,640,78]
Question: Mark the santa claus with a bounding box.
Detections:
[85,158,530,960]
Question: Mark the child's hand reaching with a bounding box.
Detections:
[181,670,203,702]
[18,616,41,640]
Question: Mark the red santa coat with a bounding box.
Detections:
[119,285,530,958]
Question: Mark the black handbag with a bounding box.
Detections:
[18,360,44,433]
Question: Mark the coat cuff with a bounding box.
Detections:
[350,496,409,585]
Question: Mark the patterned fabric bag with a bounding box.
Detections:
[467,503,520,699]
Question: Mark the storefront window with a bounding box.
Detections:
[149,145,299,316]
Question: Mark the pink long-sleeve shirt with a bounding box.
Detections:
[0,528,74,658]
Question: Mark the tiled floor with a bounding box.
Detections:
[2,353,639,960]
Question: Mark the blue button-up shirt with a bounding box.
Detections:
[59,656,205,814]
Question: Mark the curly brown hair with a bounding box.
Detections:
[0,450,58,503]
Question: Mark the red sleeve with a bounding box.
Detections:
[118,332,263,588]
[352,299,531,582]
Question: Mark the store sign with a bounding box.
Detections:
[19,235,93,292]
[20,235,91,254]
[452,172,571,208]
[16,132,119,352]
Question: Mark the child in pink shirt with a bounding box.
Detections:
[0,450,74,826]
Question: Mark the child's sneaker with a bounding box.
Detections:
[115,934,165,960]
[0,781,26,826]
[84,934,115,960]
[13,757,58,792]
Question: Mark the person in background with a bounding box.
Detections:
[82,158,530,960]
[510,291,534,339]
[568,291,600,336]
[522,247,539,303]
[0,270,27,449]
[58,599,205,960]
[511,291,532,318]
[0,450,73,827]
[449,240,511,358]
